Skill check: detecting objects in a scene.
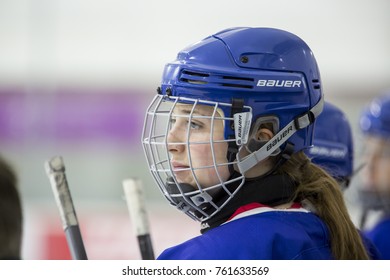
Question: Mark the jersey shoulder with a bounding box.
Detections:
[364,217,390,259]
[158,210,332,260]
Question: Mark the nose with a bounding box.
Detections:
[167,126,185,153]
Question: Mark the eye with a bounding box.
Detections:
[169,116,204,130]
[169,118,176,125]
[189,120,202,130]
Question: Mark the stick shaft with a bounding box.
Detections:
[45,156,88,260]
[123,178,155,260]
[65,226,88,260]
[137,235,155,260]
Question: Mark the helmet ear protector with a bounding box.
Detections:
[245,116,280,156]
[234,102,322,175]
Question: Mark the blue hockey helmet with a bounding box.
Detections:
[306,102,353,188]
[360,92,390,139]
[142,27,324,221]
[161,27,322,154]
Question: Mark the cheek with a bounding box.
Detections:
[191,143,230,181]
[376,160,390,189]
[364,159,390,191]
[189,142,228,166]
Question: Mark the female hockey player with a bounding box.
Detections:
[358,92,390,259]
[142,27,370,259]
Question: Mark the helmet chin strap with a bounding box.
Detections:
[165,177,203,216]
[249,141,295,180]
[165,175,233,219]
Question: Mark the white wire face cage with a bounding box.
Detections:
[142,94,251,221]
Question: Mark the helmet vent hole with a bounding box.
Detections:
[180,70,209,84]
[222,75,253,82]
[182,70,209,78]
[312,79,321,90]
[240,56,249,63]
[222,75,254,89]
[179,69,254,89]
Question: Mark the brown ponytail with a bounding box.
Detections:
[277,151,369,259]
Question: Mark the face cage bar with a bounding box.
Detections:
[141,94,249,221]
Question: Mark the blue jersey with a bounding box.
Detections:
[158,206,334,260]
[360,232,382,260]
[364,217,390,260]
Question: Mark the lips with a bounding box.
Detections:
[171,161,190,171]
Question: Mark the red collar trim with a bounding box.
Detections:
[227,202,302,221]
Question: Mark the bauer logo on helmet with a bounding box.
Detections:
[257,80,302,88]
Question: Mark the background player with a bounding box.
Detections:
[0,155,23,259]
[358,92,390,259]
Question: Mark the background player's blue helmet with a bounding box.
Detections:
[142,27,324,221]
[360,92,390,139]
[306,102,353,188]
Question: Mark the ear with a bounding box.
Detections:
[256,128,274,141]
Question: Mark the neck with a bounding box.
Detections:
[274,201,294,209]
[200,173,297,233]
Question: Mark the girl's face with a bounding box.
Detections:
[361,136,390,193]
[167,103,230,189]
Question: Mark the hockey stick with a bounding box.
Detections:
[122,178,155,260]
[44,156,88,260]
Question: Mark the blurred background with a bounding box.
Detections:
[0,0,389,259]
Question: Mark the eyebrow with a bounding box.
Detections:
[175,107,208,117]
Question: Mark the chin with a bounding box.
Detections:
[174,176,194,186]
